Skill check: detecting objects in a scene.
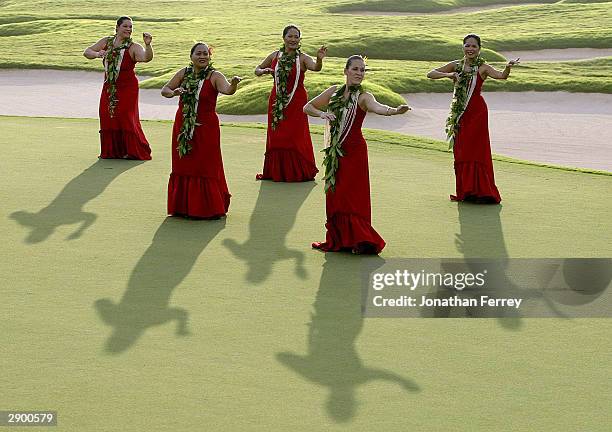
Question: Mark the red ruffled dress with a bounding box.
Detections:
[257,56,318,182]
[451,73,501,203]
[167,78,231,218]
[99,45,152,160]
[313,106,386,254]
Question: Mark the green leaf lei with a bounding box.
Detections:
[445,55,485,149]
[104,36,132,117]
[321,84,362,193]
[271,45,300,130]
[176,63,215,158]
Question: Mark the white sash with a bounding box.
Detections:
[194,78,206,117]
[456,66,479,126]
[324,88,360,148]
[274,51,300,107]
[448,65,479,149]
[103,37,127,82]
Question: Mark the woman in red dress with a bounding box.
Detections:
[304,56,411,254]
[427,34,520,204]
[83,16,153,160]
[254,25,327,182]
[161,43,241,219]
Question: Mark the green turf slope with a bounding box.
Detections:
[1,0,611,114]
[1,116,610,431]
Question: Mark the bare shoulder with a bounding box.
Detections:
[176,67,188,80]
[360,91,375,101]
[323,85,339,96]
[358,91,374,109]
[210,69,224,80]
[478,62,491,77]
[90,36,110,50]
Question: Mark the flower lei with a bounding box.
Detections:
[104,35,132,117]
[445,55,485,149]
[271,45,300,130]
[321,84,362,193]
[176,63,215,157]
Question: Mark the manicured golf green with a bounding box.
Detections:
[1,116,610,431]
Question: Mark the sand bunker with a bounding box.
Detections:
[1,69,610,171]
[500,48,612,62]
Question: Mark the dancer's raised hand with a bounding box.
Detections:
[317,45,328,60]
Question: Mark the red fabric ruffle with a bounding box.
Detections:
[167,173,230,218]
[451,161,501,203]
[99,129,152,160]
[312,212,386,254]
[257,149,318,182]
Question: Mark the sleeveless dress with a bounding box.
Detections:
[167,77,231,218]
[99,44,152,160]
[451,73,501,203]
[257,55,318,182]
[313,105,386,254]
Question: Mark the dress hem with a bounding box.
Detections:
[99,129,152,160]
[167,173,231,218]
[257,148,318,182]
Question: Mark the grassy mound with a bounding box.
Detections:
[1,0,610,113]
[329,0,560,13]
[327,34,506,62]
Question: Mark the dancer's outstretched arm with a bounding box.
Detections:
[303,86,336,120]
[161,68,187,98]
[361,92,411,116]
[482,58,520,80]
[83,37,108,59]
[427,61,459,81]
[132,32,154,63]
[302,45,327,72]
[255,51,277,76]
[211,71,242,95]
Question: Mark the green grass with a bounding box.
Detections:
[329,0,609,13]
[1,115,611,431]
[1,1,611,113]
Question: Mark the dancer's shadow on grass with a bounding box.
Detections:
[223,181,315,284]
[10,159,143,243]
[430,203,523,328]
[276,254,420,423]
[441,204,603,322]
[95,217,225,354]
